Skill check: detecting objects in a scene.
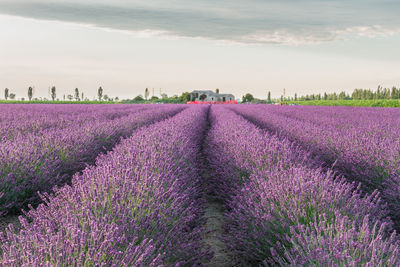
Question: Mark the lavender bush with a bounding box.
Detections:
[232,105,400,229]
[1,106,209,265]
[0,105,183,214]
[2,103,400,265]
[206,106,399,265]
[0,104,148,142]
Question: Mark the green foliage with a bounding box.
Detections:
[75,88,80,101]
[288,99,400,107]
[267,91,271,102]
[180,92,191,103]
[134,95,145,102]
[28,87,33,101]
[4,88,9,100]
[294,86,399,102]
[0,100,118,104]
[98,87,103,101]
[242,93,254,103]
[250,99,267,104]
[51,86,56,101]
[120,92,191,104]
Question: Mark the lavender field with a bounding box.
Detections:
[1,104,400,266]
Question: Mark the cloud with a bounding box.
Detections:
[0,0,399,45]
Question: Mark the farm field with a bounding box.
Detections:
[287,99,400,107]
[1,104,400,266]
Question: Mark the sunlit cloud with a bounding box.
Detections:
[1,0,399,45]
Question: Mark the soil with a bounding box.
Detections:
[201,197,234,266]
[0,214,21,234]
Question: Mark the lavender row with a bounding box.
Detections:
[0,105,184,215]
[205,106,399,265]
[1,106,209,266]
[263,105,400,131]
[0,104,148,142]
[231,105,400,229]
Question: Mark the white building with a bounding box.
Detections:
[190,90,235,102]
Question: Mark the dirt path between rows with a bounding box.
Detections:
[200,106,234,266]
[201,194,234,266]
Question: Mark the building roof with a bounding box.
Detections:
[191,90,215,94]
[190,90,234,97]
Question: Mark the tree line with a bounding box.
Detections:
[232,86,400,104]
[3,86,118,102]
[290,86,400,102]
[4,85,400,104]
[2,85,192,103]
[122,89,191,104]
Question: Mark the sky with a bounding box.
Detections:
[0,0,399,100]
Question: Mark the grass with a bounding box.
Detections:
[0,100,185,104]
[287,99,400,107]
[3,99,400,107]
[0,100,118,104]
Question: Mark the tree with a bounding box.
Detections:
[377,86,382,99]
[242,93,254,103]
[75,88,80,101]
[103,94,109,101]
[28,86,33,101]
[145,88,149,100]
[115,97,119,102]
[338,91,346,100]
[294,93,297,101]
[150,96,159,101]
[161,93,168,99]
[4,88,9,100]
[392,87,399,99]
[98,87,103,101]
[362,90,367,100]
[9,93,16,100]
[67,94,73,101]
[51,86,56,101]
[133,95,144,102]
[216,88,220,94]
[180,92,191,103]
[81,92,84,101]
[374,90,379,100]
[267,91,271,103]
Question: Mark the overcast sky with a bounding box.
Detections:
[0,0,399,99]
